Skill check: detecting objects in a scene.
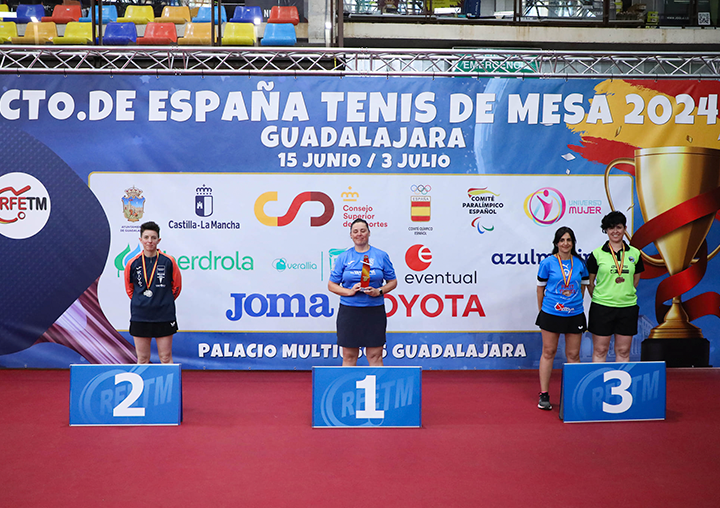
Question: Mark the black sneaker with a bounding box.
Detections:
[538,392,552,411]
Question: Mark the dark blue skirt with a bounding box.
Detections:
[336,304,387,348]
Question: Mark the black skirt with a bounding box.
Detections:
[129,320,179,338]
[336,304,387,348]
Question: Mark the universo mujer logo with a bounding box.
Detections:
[524,187,566,226]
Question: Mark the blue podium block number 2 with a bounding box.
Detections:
[603,370,632,414]
[355,375,384,419]
[113,372,146,417]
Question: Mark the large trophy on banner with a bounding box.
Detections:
[606,147,720,367]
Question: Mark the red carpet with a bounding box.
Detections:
[1,369,719,507]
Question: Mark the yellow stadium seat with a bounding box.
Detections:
[117,5,154,25]
[155,6,191,25]
[11,22,57,44]
[221,22,255,46]
[53,21,92,44]
[0,5,9,13]
[178,22,211,45]
[0,21,17,43]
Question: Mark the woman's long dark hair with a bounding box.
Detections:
[551,226,582,261]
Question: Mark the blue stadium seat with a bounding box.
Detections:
[260,23,296,46]
[15,4,46,24]
[192,6,227,23]
[101,22,137,45]
[230,6,262,24]
[79,5,118,24]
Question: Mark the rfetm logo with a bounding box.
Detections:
[524,187,566,226]
[405,244,432,271]
[0,172,51,239]
[254,191,334,227]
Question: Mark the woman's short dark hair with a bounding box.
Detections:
[140,221,160,236]
[350,218,369,230]
[551,226,581,260]
[601,211,627,233]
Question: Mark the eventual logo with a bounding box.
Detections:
[410,185,431,222]
[122,186,146,223]
[0,172,51,239]
[255,191,334,227]
[195,185,213,217]
[524,187,566,226]
[405,245,432,271]
[341,186,359,202]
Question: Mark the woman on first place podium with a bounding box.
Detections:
[328,218,397,367]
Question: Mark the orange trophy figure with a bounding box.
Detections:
[360,255,371,290]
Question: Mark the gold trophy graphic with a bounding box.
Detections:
[605,147,720,366]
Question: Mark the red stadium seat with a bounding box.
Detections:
[41,5,82,24]
[137,22,178,45]
[267,6,299,25]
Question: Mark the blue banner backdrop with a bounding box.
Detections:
[1,75,718,369]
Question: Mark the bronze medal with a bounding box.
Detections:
[615,277,625,284]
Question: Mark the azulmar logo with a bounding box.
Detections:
[524,187,566,226]
[0,172,51,239]
[405,244,432,271]
[255,191,334,227]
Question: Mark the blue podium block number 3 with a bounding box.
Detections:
[603,370,633,414]
[113,372,146,417]
[355,375,384,419]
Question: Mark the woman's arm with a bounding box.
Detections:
[328,280,360,297]
[587,274,596,298]
[536,285,544,313]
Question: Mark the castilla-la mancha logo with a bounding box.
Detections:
[0,172,51,239]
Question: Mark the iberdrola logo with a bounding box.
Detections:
[114,244,141,276]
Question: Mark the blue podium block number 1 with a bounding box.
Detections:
[355,375,384,419]
[113,372,146,417]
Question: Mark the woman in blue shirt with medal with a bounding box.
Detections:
[328,218,397,366]
[535,226,589,410]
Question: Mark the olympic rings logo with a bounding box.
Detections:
[411,185,431,195]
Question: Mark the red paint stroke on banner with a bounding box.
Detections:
[624,80,720,104]
[630,187,720,323]
[568,137,637,169]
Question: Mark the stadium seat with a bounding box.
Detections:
[41,4,81,24]
[192,6,227,23]
[221,22,255,46]
[0,21,17,43]
[137,22,177,45]
[101,22,137,45]
[0,5,9,13]
[177,22,211,45]
[79,5,118,24]
[11,21,56,44]
[116,5,154,25]
[260,23,296,46]
[155,6,191,24]
[15,4,46,24]
[53,21,92,44]
[267,6,299,25]
[230,6,263,24]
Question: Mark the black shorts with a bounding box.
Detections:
[588,302,639,337]
[336,304,387,348]
[129,321,178,338]
[535,310,586,334]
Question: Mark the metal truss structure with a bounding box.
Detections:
[0,46,719,79]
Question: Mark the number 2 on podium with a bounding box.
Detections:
[113,372,146,417]
[355,375,385,419]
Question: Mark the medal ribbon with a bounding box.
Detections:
[609,245,624,279]
[555,254,572,288]
[141,253,159,291]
